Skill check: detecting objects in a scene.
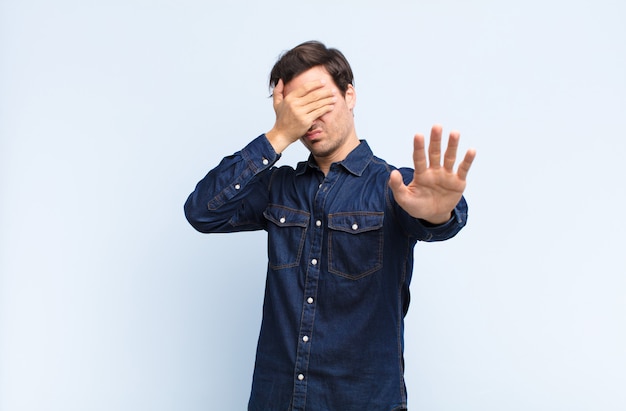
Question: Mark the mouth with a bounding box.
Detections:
[305,128,322,140]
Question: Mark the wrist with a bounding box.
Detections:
[422,211,453,225]
[265,129,293,154]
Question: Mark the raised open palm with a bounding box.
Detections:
[388,125,476,224]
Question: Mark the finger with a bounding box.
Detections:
[307,102,335,121]
[302,87,336,110]
[412,134,427,175]
[294,79,328,98]
[303,92,337,115]
[286,83,334,118]
[457,149,477,181]
[443,131,460,171]
[428,125,443,168]
[388,169,407,195]
[272,79,284,107]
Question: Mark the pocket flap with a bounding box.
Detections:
[328,212,384,234]
[263,204,310,228]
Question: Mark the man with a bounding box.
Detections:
[184,41,476,411]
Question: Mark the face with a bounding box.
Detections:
[283,66,358,166]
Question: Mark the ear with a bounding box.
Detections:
[345,84,356,111]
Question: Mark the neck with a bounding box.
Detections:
[314,138,360,175]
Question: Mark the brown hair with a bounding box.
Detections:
[269,41,354,95]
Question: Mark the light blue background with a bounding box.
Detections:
[1,1,625,410]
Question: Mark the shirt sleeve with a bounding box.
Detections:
[184,134,280,233]
[390,167,469,242]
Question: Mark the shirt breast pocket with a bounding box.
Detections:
[263,204,310,270]
[328,212,384,280]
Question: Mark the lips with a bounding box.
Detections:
[305,128,322,140]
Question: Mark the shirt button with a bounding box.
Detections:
[315,220,322,227]
[234,183,241,190]
[262,158,269,165]
[298,374,305,381]
[311,259,318,266]
[279,217,286,224]
[352,223,358,230]
[307,297,314,304]
[302,335,309,342]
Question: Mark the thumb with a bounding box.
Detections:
[272,79,284,106]
[388,169,406,195]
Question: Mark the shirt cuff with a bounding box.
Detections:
[241,134,281,173]
[413,197,468,241]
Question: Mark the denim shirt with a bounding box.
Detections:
[184,135,468,411]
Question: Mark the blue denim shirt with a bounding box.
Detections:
[184,135,468,411]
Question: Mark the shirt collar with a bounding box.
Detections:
[296,140,373,177]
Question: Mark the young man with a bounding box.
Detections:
[185,41,476,411]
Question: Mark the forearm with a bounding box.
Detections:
[398,196,468,242]
[390,168,468,241]
[265,128,293,154]
[184,135,279,233]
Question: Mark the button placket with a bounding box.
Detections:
[291,170,338,411]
